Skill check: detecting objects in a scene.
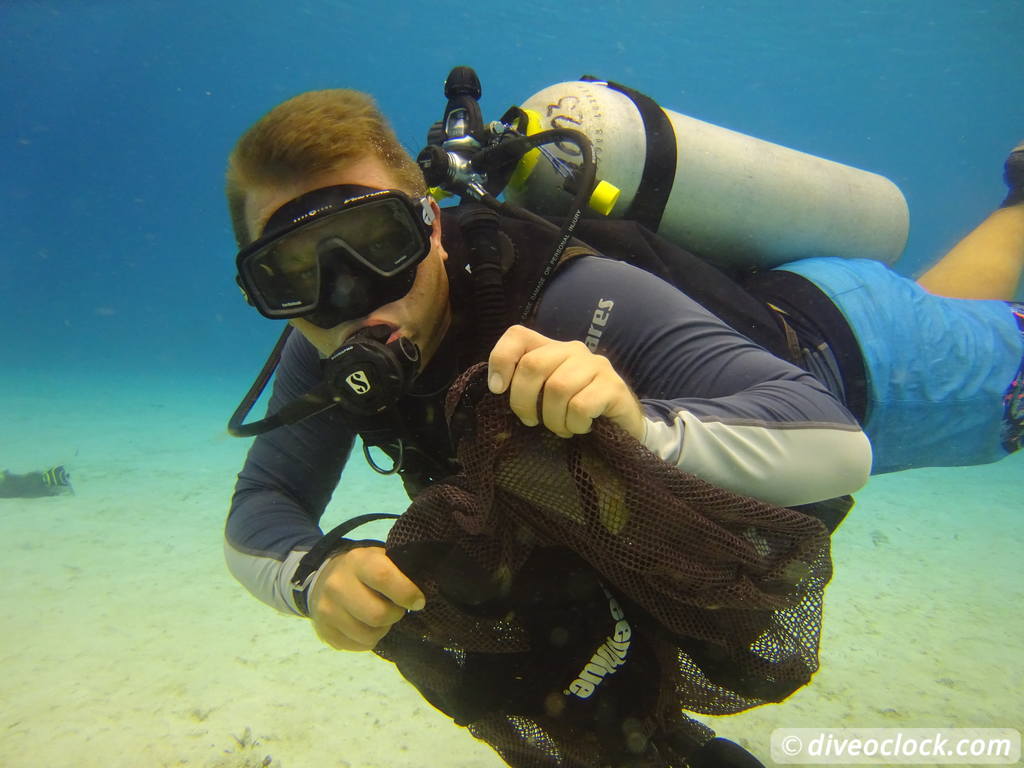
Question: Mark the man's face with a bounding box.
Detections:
[243,157,451,365]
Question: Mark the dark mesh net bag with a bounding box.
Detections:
[377,365,835,767]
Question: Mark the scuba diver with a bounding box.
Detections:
[221,70,1024,768]
[0,466,73,498]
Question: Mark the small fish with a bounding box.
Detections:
[0,465,73,498]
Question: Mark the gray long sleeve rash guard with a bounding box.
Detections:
[225,256,870,615]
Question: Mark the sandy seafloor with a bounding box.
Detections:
[1,369,1021,768]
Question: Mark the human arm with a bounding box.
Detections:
[488,257,871,507]
[224,329,424,642]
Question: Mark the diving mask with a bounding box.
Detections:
[236,184,436,328]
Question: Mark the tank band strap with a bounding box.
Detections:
[1002,303,1024,453]
[581,76,676,233]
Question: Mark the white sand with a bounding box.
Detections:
[1,372,1021,767]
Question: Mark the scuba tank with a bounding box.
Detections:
[504,78,909,269]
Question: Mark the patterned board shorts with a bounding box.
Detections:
[1005,303,1024,452]
[775,258,1024,473]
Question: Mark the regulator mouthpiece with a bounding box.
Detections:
[324,325,421,417]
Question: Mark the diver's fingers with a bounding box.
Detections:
[308,547,424,652]
[312,609,388,652]
[563,362,646,440]
[489,327,590,428]
[352,548,426,613]
[539,361,600,437]
[489,326,644,439]
[506,341,589,429]
[487,325,552,397]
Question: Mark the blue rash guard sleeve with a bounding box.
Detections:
[531,256,872,506]
[224,329,356,615]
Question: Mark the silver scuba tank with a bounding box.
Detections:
[505,79,909,269]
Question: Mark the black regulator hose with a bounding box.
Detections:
[458,202,507,359]
[228,325,300,437]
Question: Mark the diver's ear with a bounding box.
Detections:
[428,197,446,260]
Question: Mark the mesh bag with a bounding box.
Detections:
[377,365,833,767]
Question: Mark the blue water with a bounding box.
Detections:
[2,3,1022,766]
[2,0,1022,377]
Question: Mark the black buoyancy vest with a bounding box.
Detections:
[370,209,801,498]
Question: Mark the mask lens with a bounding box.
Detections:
[245,241,321,314]
[336,198,426,275]
[238,189,431,319]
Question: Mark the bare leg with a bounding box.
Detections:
[917,142,1024,300]
[916,206,1024,300]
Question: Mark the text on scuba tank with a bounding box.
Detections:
[585,299,615,353]
[544,95,586,161]
[564,587,632,700]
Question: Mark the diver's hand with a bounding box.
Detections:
[487,325,645,440]
[307,546,425,652]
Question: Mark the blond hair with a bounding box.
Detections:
[225,89,426,246]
